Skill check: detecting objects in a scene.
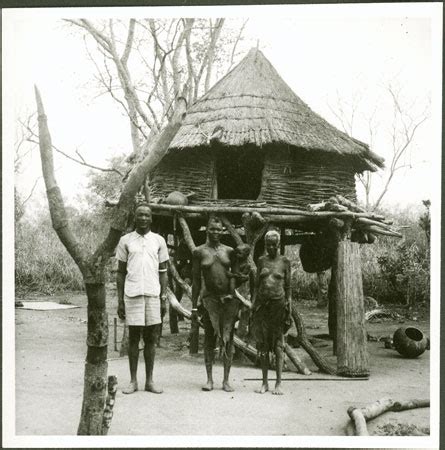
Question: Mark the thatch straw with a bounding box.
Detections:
[169,48,384,172]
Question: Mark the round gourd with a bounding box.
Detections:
[165,191,188,206]
[393,326,428,358]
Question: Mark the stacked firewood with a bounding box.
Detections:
[307,194,403,242]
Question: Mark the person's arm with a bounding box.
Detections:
[191,248,201,311]
[159,261,168,315]
[229,248,236,296]
[116,260,127,320]
[158,236,170,316]
[284,257,292,310]
[248,266,255,301]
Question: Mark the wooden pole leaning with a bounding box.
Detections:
[334,219,369,377]
[177,215,199,354]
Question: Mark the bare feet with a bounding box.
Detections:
[202,380,214,391]
[122,381,138,394]
[272,383,283,395]
[222,381,234,392]
[145,382,163,394]
[254,383,269,394]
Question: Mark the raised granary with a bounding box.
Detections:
[144,48,396,378]
[150,47,383,210]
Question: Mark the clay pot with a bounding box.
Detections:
[164,191,188,206]
[393,326,428,358]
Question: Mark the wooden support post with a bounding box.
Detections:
[170,215,180,334]
[335,220,369,377]
[177,215,199,354]
[328,267,337,355]
[113,317,117,352]
[280,226,286,255]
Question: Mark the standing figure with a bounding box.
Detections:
[191,216,239,392]
[252,230,292,395]
[116,203,169,394]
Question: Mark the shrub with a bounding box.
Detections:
[15,205,112,296]
[289,203,430,306]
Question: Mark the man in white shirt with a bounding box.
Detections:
[116,203,169,394]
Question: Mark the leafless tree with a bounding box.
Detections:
[35,86,187,435]
[65,18,248,162]
[327,82,429,211]
[32,17,248,435]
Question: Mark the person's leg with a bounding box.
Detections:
[202,311,216,391]
[142,324,163,393]
[222,328,235,392]
[272,336,284,395]
[123,325,141,394]
[255,348,269,394]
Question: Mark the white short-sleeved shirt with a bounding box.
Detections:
[116,230,169,298]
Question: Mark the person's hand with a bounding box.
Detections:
[117,302,125,320]
[191,308,199,323]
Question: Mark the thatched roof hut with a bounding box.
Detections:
[151,47,383,209]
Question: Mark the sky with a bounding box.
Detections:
[3,3,442,219]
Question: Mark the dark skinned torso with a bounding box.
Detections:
[197,244,233,295]
[257,255,289,300]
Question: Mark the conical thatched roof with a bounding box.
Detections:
[169,48,383,171]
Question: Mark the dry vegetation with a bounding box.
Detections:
[16,201,430,307]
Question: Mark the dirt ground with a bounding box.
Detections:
[15,287,430,436]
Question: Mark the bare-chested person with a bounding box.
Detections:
[191,216,239,392]
[252,230,292,395]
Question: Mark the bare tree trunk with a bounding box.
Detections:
[35,86,187,434]
[78,283,109,435]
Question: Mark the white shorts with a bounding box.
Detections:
[124,295,161,326]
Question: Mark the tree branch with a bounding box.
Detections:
[34,86,89,276]
[23,123,123,177]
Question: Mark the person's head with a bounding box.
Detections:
[235,243,251,261]
[264,230,280,258]
[134,203,152,233]
[206,216,224,244]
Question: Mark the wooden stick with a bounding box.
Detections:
[347,407,369,436]
[359,398,395,420]
[244,377,368,381]
[169,261,192,298]
[347,398,430,436]
[177,216,197,252]
[101,375,118,435]
[166,287,258,359]
[113,317,117,352]
[392,399,430,411]
[233,334,257,359]
[291,304,336,375]
[335,195,366,213]
[234,289,252,309]
[364,225,403,238]
[148,203,386,220]
[166,287,192,319]
[284,343,312,375]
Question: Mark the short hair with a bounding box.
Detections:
[265,230,280,243]
[134,202,152,213]
[207,215,223,227]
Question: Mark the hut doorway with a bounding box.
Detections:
[215,145,264,200]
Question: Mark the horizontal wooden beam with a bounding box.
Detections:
[148,203,386,221]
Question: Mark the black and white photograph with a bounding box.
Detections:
[3,3,442,448]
